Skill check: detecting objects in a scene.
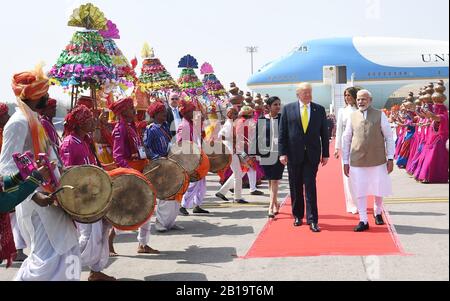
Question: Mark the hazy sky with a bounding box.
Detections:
[1,0,448,105]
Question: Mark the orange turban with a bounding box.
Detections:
[12,72,49,101]
[109,97,134,115]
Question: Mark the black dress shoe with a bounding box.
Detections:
[235,199,249,204]
[215,192,229,202]
[310,223,321,232]
[250,190,264,196]
[294,218,303,227]
[179,207,190,216]
[354,222,369,232]
[193,206,210,214]
[374,215,385,225]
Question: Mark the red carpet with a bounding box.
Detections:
[244,145,406,258]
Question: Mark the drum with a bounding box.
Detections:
[169,141,210,182]
[106,168,156,231]
[143,158,189,201]
[205,141,232,173]
[57,165,113,224]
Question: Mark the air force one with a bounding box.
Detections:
[247,37,449,109]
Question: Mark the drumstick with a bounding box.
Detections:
[50,185,75,198]
[146,165,161,174]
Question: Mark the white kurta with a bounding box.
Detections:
[77,220,111,272]
[335,106,358,212]
[342,109,395,198]
[155,200,180,229]
[0,109,80,281]
[14,213,81,281]
[10,212,27,249]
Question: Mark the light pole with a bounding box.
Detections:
[246,46,258,96]
[246,46,258,75]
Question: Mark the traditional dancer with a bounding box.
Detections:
[0,66,81,280]
[236,106,264,196]
[415,93,449,183]
[215,107,248,204]
[109,97,159,255]
[177,100,210,216]
[60,104,116,281]
[396,101,416,168]
[144,101,184,232]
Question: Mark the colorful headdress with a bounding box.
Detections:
[12,63,49,101]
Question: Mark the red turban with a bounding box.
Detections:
[0,103,9,116]
[11,72,49,101]
[46,98,57,108]
[147,101,166,118]
[179,100,195,116]
[64,104,94,134]
[77,96,95,110]
[109,97,134,115]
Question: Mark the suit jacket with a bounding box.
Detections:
[279,101,330,165]
[166,107,184,137]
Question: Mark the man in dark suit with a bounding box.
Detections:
[279,83,330,232]
[166,93,182,137]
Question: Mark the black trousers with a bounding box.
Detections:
[287,151,319,224]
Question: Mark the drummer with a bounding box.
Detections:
[144,101,184,232]
[177,100,210,216]
[109,97,160,255]
[60,104,116,281]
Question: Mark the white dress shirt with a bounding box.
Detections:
[342,108,395,165]
[170,105,182,131]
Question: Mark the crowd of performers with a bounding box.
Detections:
[387,87,449,184]
[0,65,289,281]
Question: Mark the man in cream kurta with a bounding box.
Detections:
[342,90,395,232]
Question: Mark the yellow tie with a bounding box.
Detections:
[302,105,309,132]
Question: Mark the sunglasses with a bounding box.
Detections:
[171,97,180,100]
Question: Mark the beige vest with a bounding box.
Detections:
[350,106,387,167]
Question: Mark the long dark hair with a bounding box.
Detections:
[344,87,359,106]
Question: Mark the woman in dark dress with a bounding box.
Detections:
[257,96,285,218]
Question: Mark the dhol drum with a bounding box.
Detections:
[204,140,232,173]
[57,165,113,224]
[143,158,189,201]
[169,141,210,182]
[106,168,156,231]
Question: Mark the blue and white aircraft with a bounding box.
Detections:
[247,37,449,109]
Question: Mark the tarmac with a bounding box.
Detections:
[1,165,448,281]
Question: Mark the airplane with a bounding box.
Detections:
[247,37,449,110]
